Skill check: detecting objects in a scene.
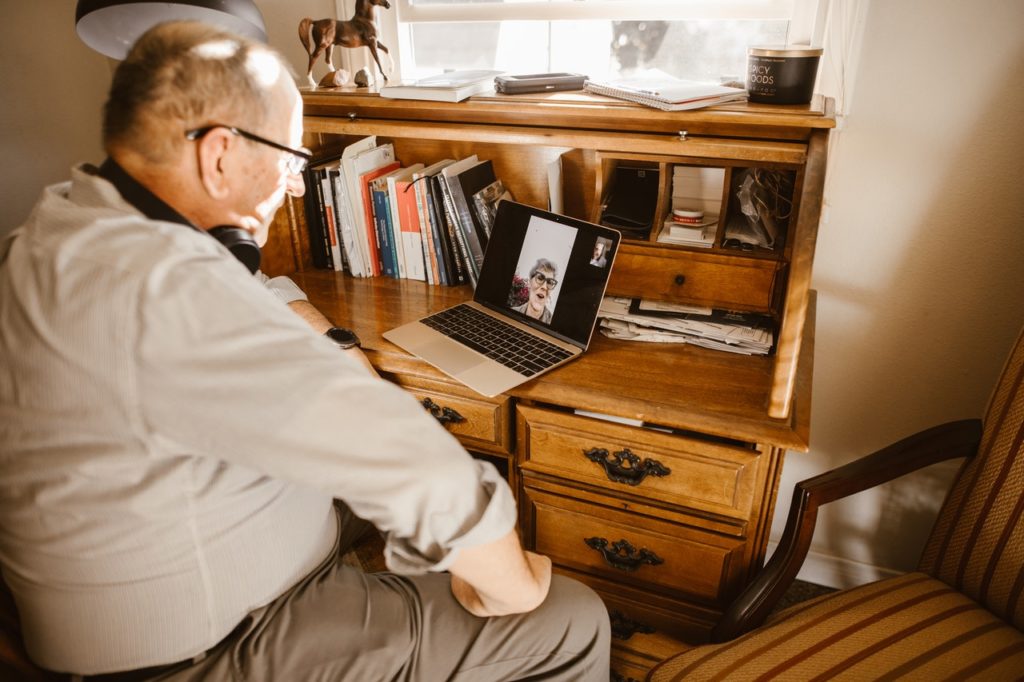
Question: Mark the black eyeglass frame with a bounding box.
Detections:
[531,272,559,289]
[185,124,313,174]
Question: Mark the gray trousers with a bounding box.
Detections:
[154,506,611,681]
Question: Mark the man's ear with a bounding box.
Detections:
[195,128,234,200]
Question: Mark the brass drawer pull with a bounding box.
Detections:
[584,537,663,572]
[583,447,671,486]
[609,609,655,641]
[421,398,465,425]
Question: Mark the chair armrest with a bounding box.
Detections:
[711,418,982,642]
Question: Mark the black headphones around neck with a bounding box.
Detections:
[97,159,262,274]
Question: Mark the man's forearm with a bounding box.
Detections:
[448,528,552,617]
[287,300,378,377]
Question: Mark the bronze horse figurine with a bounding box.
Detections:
[299,0,391,86]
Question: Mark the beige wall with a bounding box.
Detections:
[1,1,1022,588]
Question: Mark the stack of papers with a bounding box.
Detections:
[598,298,773,355]
[585,72,747,111]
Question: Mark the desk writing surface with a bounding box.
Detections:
[291,271,813,451]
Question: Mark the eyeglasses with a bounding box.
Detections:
[532,272,558,289]
[185,125,313,175]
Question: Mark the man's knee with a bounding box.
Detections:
[544,575,611,652]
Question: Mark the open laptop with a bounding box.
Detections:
[384,200,620,397]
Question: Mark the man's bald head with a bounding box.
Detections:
[103,21,294,165]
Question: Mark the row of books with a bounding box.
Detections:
[302,136,512,286]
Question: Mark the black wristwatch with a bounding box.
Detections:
[324,326,361,349]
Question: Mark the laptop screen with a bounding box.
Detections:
[474,201,621,348]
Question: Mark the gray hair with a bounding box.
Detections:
[529,258,558,278]
[102,21,291,164]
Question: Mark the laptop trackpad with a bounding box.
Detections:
[419,337,487,375]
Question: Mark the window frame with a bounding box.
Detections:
[335,0,828,84]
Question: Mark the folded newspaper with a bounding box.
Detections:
[598,297,773,355]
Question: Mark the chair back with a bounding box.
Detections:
[919,327,1024,630]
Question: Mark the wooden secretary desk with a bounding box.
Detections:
[262,88,834,680]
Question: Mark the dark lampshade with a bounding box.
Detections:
[75,0,268,60]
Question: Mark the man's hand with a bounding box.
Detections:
[448,529,552,617]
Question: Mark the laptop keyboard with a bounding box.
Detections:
[422,304,574,377]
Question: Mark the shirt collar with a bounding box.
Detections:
[97,158,198,232]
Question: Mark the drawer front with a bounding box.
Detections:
[608,246,780,312]
[522,479,745,603]
[384,373,512,454]
[518,405,761,519]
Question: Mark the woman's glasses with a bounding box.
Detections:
[532,272,558,289]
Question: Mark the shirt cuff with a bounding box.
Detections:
[255,272,308,305]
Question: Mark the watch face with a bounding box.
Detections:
[325,327,360,348]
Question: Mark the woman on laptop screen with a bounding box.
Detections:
[510,259,559,323]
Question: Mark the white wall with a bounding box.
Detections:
[775,0,1024,587]
[1,1,1022,588]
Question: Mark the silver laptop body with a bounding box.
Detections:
[384,201,620,397]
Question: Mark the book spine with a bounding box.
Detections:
[447,173,484,281]
[439,176,473,287]
[301,167,329,269]
[386,176,407,279]
[430,176,458,285]
[396,180,426,281]
[425,182,450,286]
[320,173,344,271]
[370,183,395,278]
[359,176,382,277]
[330,169,364,277]
[412,175,436,285]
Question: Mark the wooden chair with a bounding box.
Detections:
[648,327,1024,680]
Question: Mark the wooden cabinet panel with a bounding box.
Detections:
[383,373,512,455]
[522,480,746,603]
[608,245,782,312]
[518,405,761,518]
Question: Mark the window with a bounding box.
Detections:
[368,0,828,84]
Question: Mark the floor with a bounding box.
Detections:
[772,579,837,613]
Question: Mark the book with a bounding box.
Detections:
[437,159,478,286]
[585,73,747,111]
[350,144,397,276]
[369,174,397,277]
[301,162,334,269]
[441,156,490,282]
[471,178,513,239]
[359,160,401,277]
[430,174,465,285]
[424,174,453,285]
[412,159,455,285]
[327,164,363,276]
[379,69,504,103]
[317,162,345,271]
[338,136,381,276]
[389,163,427,281]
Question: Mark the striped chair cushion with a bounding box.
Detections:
[920,328,1024,630]
[647,572,1024,681]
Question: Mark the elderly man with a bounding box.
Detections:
[0,21,608,680]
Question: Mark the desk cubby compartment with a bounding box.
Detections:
[594,154,666,241]
[722,167,799,255]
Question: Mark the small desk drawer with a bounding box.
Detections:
[517,405,761,519]
[522,478,745,603]
[608,247,780,312]
[385,374,512,455]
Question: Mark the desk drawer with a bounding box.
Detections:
[517,405,761,519]
[384,374,512,455]
[607,247,780,312]
[522,477,745,603]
